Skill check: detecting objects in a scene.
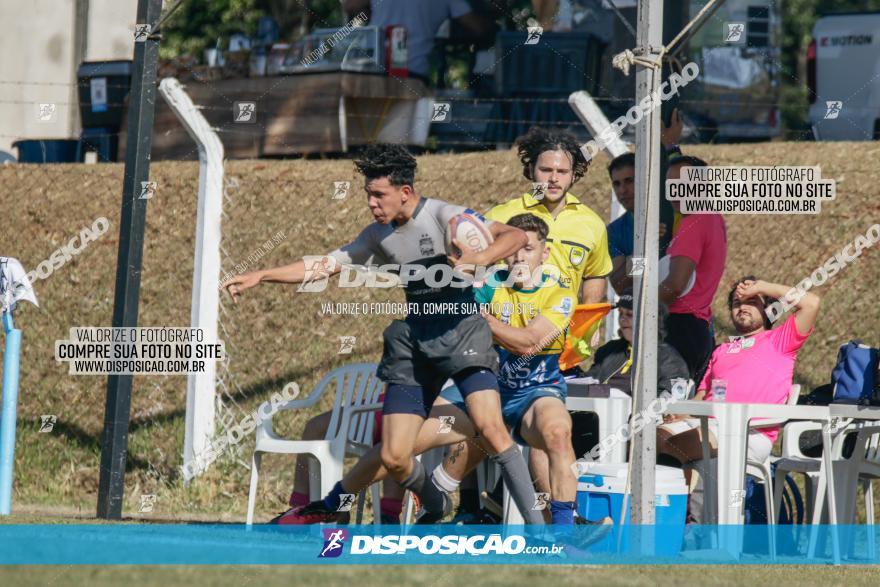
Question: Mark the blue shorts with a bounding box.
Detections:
[438,383,566,445]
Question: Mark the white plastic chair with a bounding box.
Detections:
[832,424,880,526]
[743,384,802,525]
[246,363,385,525]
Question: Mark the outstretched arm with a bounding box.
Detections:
[220,256,341,303]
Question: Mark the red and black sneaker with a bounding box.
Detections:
[270,501,350,525]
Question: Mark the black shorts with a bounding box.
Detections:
[665,312,714,382]
[377,313,499,415]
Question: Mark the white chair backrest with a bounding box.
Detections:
[318,363,385,445]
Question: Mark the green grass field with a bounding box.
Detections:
[1,565,879,587]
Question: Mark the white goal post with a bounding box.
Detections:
[158,78,224,481]
[568,90,630,342]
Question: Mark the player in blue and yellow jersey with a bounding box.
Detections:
[431,213,588,527]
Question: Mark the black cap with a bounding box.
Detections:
[618,288,633,310]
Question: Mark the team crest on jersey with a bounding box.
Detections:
[501,302,513,324]
[552,296,573,316]
[569,246,585,266]
[419,233,434,256]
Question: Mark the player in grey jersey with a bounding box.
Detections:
[222,145,544,524]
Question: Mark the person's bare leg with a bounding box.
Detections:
[465,389,542,524]
[335,399,474,496]
[519,397,577,524]
[528,447,552,495]
[657,426,717,486]
[527,448,552,522]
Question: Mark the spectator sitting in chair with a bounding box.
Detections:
[657,277,821,487]
[576,288,689,397]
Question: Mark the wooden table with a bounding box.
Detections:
[121,73,431,159]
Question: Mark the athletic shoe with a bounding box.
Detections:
[270,501,350,525]
[450,509,480,525]
[414,493,452,524]
[570,516,613,550]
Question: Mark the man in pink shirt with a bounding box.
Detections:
[658,276,821,473]
[660,155,727,380]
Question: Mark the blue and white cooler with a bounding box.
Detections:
[576,463,688,556]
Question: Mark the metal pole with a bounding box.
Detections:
[96,0,163,519]
[0,312,21,515]
[630,0,663,526]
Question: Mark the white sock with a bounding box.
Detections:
[431,464,461,494]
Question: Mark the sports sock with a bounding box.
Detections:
[549,500,576,525]
[380,497,403,521]
[322,481,347,511]
[493,445,544,525]
[401,458,446,514]
[289,491,310,508]
[431,464,461,494]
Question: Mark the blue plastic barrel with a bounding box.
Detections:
[12,139,79,163]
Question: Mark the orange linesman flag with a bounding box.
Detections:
[559,303,613,372]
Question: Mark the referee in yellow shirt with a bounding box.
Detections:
[486,127,613,305]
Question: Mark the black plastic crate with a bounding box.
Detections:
[77,60,133,129]
[495,31,604,97]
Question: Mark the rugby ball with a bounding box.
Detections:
[445,212,494,258]
[659,255,696,297]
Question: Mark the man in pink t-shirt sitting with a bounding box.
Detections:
[660,156,727,380]
[657,276,821,477]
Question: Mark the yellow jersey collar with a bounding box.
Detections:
[521,192,582,210]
